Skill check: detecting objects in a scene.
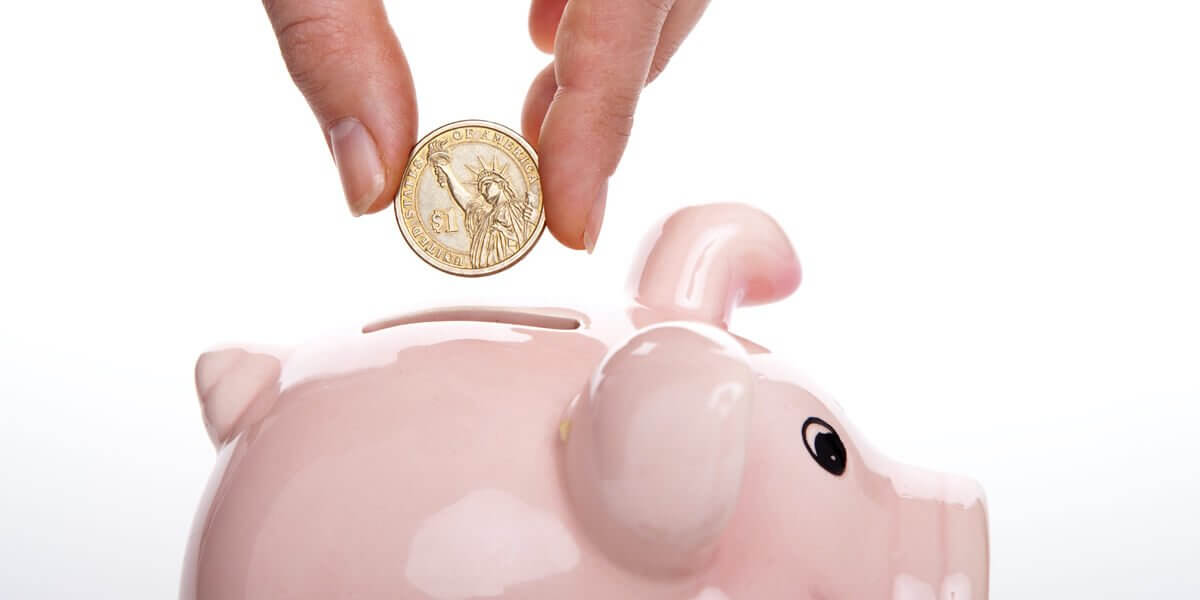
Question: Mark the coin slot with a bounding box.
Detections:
[363,307,581,334]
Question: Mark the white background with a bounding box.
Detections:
[2,1,1197,598]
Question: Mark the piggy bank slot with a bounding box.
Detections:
[362,307,582,333]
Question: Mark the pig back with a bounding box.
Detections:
[181,322,676,599]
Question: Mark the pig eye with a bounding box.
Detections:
[802,417,846,476]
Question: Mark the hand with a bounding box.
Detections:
[261,0,708,243]
[262,0,418,217]
[521,0,710,252]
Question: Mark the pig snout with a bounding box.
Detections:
[561,323,753,576]
[888,467,990,599]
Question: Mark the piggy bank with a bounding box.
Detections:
[182,204,988,599]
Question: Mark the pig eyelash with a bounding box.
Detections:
[802,417,847,477]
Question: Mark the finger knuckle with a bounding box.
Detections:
[637,0,676,17]
[272,12,355,96]
[595,90,638,142]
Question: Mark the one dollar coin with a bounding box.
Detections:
[394,120,545,276]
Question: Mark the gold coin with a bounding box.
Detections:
[394,120,545,277]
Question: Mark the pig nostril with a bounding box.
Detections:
[802,417,847,476]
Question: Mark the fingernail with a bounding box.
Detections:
[583,179,608,254]
[328,118,386,217]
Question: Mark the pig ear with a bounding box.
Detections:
[629,203,801,328]
[194,347,282,447]
[561,323,753,576]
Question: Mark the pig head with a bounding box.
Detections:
[185,204,988,599]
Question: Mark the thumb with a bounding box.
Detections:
[264,0,418,216]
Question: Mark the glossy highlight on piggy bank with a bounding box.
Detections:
[182,204,989,599]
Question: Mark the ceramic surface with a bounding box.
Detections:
[182,204,989,599]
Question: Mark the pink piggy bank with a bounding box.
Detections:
[182,204,988,599]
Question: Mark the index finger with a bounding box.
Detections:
[535,0,676,251]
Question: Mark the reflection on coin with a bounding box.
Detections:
[394,120,545,277]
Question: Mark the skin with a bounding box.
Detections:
[261,0,711,251]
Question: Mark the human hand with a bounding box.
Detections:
[521,0,710,252]
[262,0,708,249]
[262,0,418,217]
